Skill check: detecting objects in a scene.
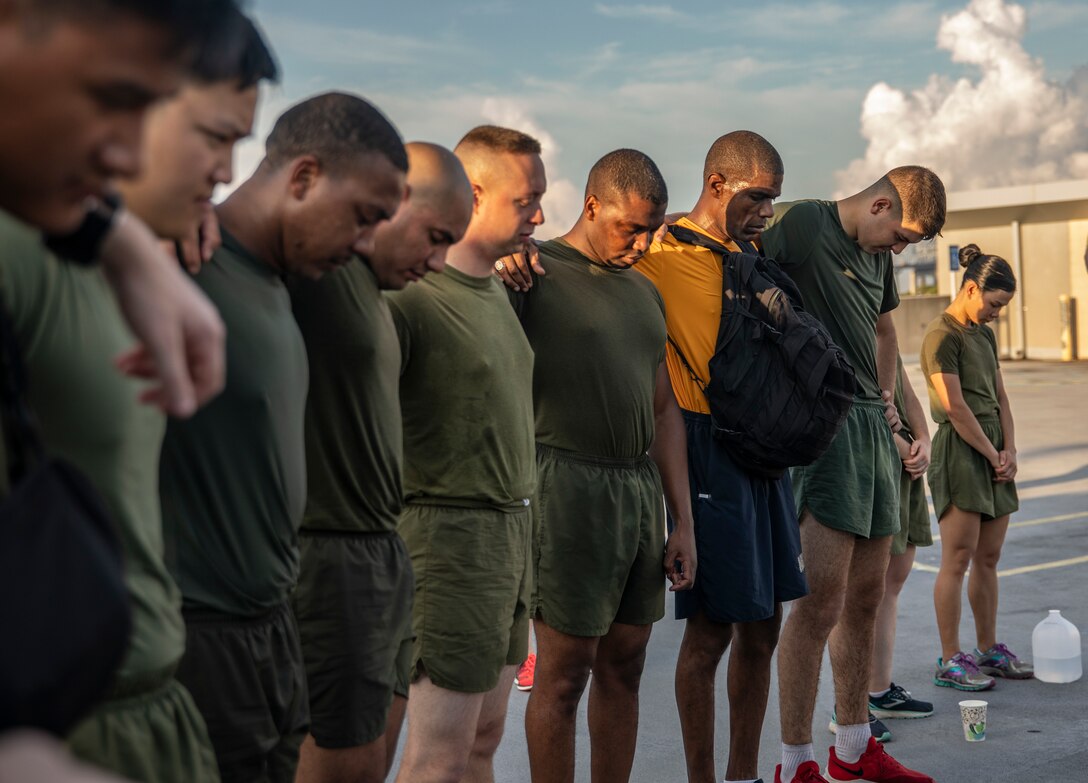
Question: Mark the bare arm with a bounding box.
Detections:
[647,360,697,591]
[876,312,902,432]
[929,371,1003,477]
[897,360,931,478]
[100,211,225,417]
[994,368,1017,482]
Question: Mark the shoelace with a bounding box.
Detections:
[870,743,909,775]
[988,642,1018,662]
[886,683,911,701]
[798,763,829,783]
[951,652,984,675]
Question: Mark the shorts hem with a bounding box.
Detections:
[310,721,389,750]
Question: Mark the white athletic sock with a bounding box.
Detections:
[834,722,870,764]
[869,687,890,698]
[780,743,815,783]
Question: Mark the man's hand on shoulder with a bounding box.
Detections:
[494,239,544,292]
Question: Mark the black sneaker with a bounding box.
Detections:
[868,683,934,719]
[828,710,891,743]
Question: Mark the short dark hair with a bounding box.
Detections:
[703,130,784,187]
[586,148,667,207]
[959,244,1016,293]
[264,92,408,174]
[189,11,279,89]
[29,0,240,59]
[456,125,542,156]
[881,166,946,240]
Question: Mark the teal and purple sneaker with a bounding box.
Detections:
[934,652,995,691]
[974,642,1034,679]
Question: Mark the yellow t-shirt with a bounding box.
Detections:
[635,217,738,415]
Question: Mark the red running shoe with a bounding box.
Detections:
[775,760,830,783]
[515,653,536,691]
[826,737,935,782]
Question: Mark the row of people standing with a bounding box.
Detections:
[0,4,1028,783]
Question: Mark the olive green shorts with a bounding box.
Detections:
[68,670,220,783]
[398,501,531,694]
[929,417,1019,522]
[533,444,666,637]
[293,530,414,748]
[791,399,900,539]
[891,470,934,555]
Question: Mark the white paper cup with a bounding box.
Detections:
[959,699,987,741]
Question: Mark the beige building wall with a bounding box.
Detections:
[932,183,1088,361]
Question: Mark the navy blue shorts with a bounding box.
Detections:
[669,411,809,624]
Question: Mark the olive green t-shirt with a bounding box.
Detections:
[0,211,182,680]
[160,229,309,616]
[920,312,1000,424]
[386,265,535,507]
[762,200,899,401]
[289,259,402,534]
[512,239,666,459]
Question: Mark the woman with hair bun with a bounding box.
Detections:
[922,243,1033,691]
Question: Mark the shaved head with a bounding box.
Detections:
[454,124,542,189]
[405,141,472,215]
[586,148,667,207]
[702,130,784,190]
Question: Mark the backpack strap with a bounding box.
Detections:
[665,335,707,393]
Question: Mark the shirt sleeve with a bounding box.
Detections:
[983,324,1000,366]
[761,203,817,269]
[922,326,961,376]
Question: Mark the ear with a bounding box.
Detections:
[707,173,727,199]
[471,182,484,214]
[870,196,894,216]
[584,194,600,221]
[288,155,321,201]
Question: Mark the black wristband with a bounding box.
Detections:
[44,192,123,265]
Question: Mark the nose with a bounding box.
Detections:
[530,205,545,226]
[99,115,144,180]
[891,240,909,255]
[213,149,234,187]
[632,231,651,254]
[758,199,775,219]
[353,228,378,258]
[427,246,449,273]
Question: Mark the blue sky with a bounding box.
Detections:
[237,0,1088,235]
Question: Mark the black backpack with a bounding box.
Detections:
[666,224,857,479]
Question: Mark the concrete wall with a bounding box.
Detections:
[933,199,1088,361]
[891,295,947,359]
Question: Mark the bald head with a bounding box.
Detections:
[405,141,472,216]
[368,142,475,290]
[702,130,783,190]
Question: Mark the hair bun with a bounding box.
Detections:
[958,244,983,269]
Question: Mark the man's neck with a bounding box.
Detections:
[835,194,861,240]
[445,235,502,278]
[559,220,601,263]
[686,194,731,244]
[215,180,282,272]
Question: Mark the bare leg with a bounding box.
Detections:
[933,506,981,660]
[674,612,732,783]
[869,546,916,692]
[587,622,653,783]
[828,535,891,726]
[969,515,1009,652]
[394,673,485,783]
[524,621,597,783]
[383,696,407,779]
[724,608,781,781]
[294,693,409,783]
[777,514,855,745]
[463,666,517,783]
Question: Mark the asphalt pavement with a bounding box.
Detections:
[485,360,1088,782]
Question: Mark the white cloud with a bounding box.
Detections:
[836,0,1088,195]
[593,3,689,23]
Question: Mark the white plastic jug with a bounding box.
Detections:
[1031,610,1082,683]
